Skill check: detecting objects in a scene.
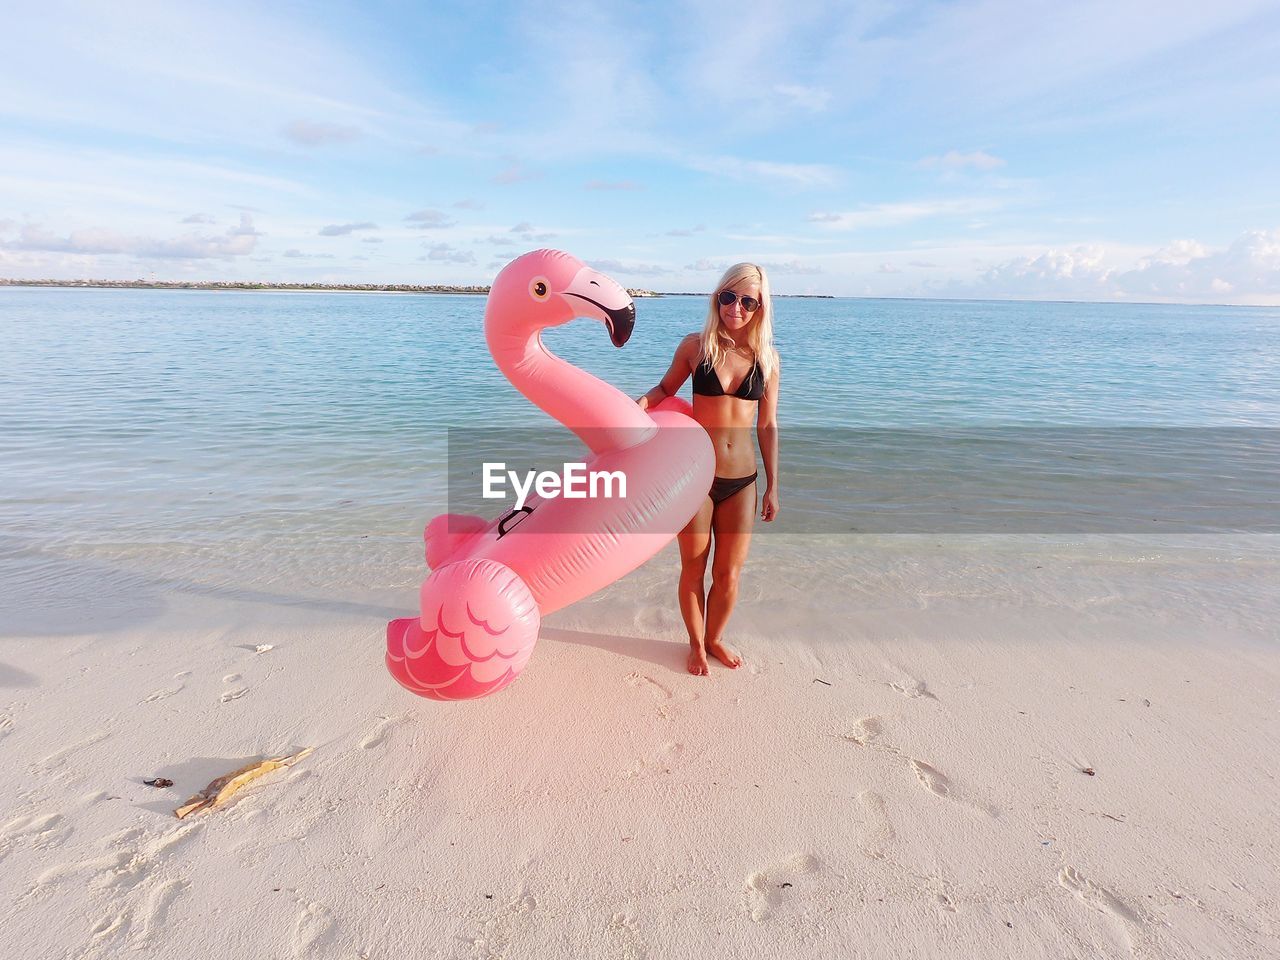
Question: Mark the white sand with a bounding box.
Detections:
[2,537,1278,959]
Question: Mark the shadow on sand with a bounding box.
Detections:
[0,536,403,639]
[541,625,682,673]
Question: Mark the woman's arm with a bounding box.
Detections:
[637,334,699,409]
[758,361,780,521]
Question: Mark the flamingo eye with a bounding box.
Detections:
[530,278,550,300]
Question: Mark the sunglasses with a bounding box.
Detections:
[717,289,761,312]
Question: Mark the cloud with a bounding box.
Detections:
[774,83,832,112]
[282,248,334,259]
[760,259,824,276]
[687,258,727,272]
[909,260,940,268]
[229,215,261,236]
[509,222,556,242]
[1141,239,1209,264]
[404,209,455,228]
[362,237,383,244]
[318,221,377,236]
[878,263,901,274]
[282,120,361,146]
[485,235,519,246]
[453,199,484,210]
[492,161,539,185]
[587,258,671,276]
[182,213,215,224]
[666,224,706,237]
[424,242,475,264]
[809,198,1000,229]
[974,229,1280,303]
[1,213,261,259]
[920,149,1006,171]
[689,155,840,189]
[979,244,1110,292]
[1115,230,1280,300]
[585,179,643,191]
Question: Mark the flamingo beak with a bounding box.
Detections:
[562,266,636,348]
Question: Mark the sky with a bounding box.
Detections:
[1,0,1279,303]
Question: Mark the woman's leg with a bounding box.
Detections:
[704,480,756,668]
[677,497,714,675]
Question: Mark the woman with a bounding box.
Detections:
[638,263,780,676]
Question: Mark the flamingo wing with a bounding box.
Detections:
[386,558,540,701]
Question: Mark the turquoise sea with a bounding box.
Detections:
[2,287,1278,621]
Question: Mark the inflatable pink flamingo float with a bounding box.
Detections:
[386,249,714,700]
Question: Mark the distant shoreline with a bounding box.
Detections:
[0,278,835,298]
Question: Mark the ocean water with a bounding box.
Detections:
[2,287,1278,620]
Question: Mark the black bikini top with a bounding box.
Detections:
[692,354,764,401]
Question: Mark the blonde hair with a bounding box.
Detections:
[699,262,778,386]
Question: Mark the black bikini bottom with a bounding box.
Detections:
[708,472,757,505]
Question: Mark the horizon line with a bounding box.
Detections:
[1,277,1276,310]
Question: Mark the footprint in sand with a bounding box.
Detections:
[1,714,14,738]
[1058,866,1142,925]
[222,673,241,684]
[471,892,538,958]
[0,812,73,862]
[142,684,184,704]
[360,715,404,750]
[131,879,188,947]
[142,671,192,704]
[27,821,199,952]
[855,791,895,861]
[292,901,338,957]
[622,742,684,779]
[888,678,938,701]
[744,853,822,922]
[625,672,680,719]
[90,911,131,943]
[910,760,953,799]
[843,717,884,747]
[625,672,672,700]
[908,759,1000,817]
[842,718,998,818]
[606,912,648,960]
[220,687,249,703]
[28,822,201,896]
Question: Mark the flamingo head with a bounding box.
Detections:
[486,248,636,347]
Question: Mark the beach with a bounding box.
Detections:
[3,288,1279,957]
[3,532,1278,958]
[6,0,1280,951]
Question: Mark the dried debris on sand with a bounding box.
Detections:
[175,747,313,819]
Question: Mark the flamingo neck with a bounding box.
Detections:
[489,327,656,454]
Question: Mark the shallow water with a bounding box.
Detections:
[2,287,1278,614]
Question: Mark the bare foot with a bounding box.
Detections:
[688,646,709,676]
[706,639,742,669]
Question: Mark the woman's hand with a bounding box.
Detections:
[761,486,779,522]
[636,394,650,411]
